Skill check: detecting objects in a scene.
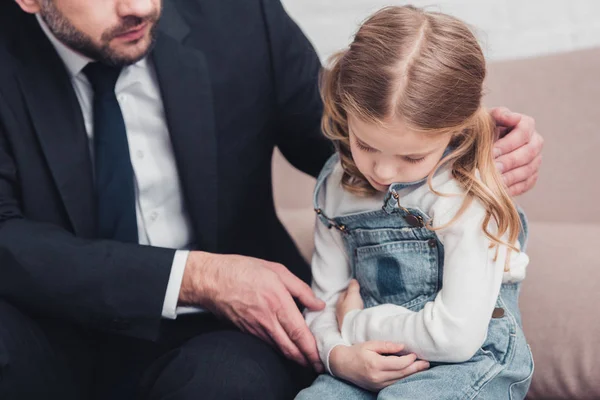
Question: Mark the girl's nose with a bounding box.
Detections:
[373,160,396,184]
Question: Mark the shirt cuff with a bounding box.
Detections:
[161,250,190,319]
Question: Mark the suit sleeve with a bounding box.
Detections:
[261,0,333,178]
[0,120,175,341]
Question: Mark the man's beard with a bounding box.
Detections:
[39,0,161,67]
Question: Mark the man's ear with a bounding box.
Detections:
[14,0,42,14]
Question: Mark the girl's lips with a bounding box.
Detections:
[371,178,390,188]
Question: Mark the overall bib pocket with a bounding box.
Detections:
[354,238,439,310]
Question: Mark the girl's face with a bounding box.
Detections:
[348,114,453,193]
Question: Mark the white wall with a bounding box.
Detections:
[281,0,600,61]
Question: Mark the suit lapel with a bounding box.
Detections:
[14,16,96,238]
[157,0,191,43]
[12,7,219,248]
[151,32,219,253]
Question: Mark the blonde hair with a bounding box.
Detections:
[321,6,521,267]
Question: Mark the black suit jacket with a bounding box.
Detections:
[0,0,332,340]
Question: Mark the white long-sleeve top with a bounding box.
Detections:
[306,161,529,374]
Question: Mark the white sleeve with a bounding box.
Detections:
[161,250,192,319]
[340,196,529,363]
[305,216,353,375]
[162,250,206,318]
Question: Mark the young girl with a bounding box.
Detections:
[297,6,533,400]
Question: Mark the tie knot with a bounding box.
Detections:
[83,62,122,95]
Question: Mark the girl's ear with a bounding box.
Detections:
[14,0,42,14]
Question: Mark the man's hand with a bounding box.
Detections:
[336,279,364,329]
[490,107,544,196]
[329,342,430,392]
[180,252,326,373]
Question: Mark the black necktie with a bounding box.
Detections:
[83,62,138,243]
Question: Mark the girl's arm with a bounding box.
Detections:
[305,213,353,374]
[339,194,529,363]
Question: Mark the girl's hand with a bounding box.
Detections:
[329,342,430,392]
[336,279,364,329]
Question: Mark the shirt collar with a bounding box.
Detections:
[36,14,148,78]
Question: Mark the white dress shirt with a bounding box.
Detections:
[306,161,529,374]
[37,15,199,319]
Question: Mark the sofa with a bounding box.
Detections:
[272,47,600,399]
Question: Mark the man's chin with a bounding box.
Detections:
[106,40,154,66]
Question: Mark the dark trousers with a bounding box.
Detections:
[0,300,316,400]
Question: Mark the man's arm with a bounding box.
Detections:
[0,123,175,341]
[261,0,333,177]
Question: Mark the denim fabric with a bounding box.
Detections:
[298,374,376,400]
[298,155,534,399]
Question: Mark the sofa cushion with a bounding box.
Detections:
[522,222,600,399]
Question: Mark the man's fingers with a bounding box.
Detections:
[508,172,539,197]
[489,106,510,119]
[495,126,511,141]
[490,107,522,130]
[254,325,277,348]
[493,116,535,158]
[291,280,325,311]
[501,155,542,188]
[277,299,323,371]
[269,263,325,311]
[268,320,310,367]
[495,129,539,173]
[236,319,282,354]
[364,341,405,355]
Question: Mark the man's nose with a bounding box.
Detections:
[117,0,155,18]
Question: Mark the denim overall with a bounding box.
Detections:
[297,155,534,400]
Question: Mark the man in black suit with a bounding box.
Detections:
[0,0,543,399]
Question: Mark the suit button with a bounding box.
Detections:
[492,307,505,318]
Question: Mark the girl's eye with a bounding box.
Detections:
[356,140,376,153]
[405,156,425,164]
